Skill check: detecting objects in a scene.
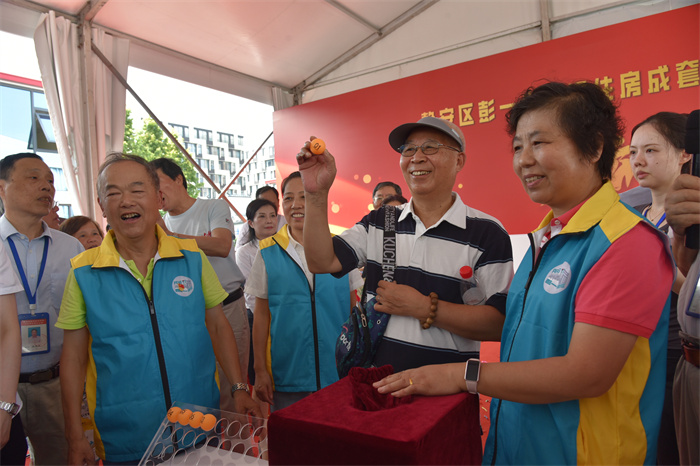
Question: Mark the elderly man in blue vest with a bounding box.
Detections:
[57,153,260,464]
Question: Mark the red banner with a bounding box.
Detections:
[273,5,699,234]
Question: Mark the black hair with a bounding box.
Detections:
[97,153,160,199]
[281,171,302,195]
[150,157,188,190]
[0,153,43,181]
[382,194,408,206]
[506,81,624,181]
[372,181,402,198]
[255,185,279,200]
[244,198,277,244]
[631,112,690,174]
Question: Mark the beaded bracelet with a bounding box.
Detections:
[421,292,439,329]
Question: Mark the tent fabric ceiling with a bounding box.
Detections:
[0,0,694,106]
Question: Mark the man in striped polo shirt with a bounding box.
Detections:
[297,117,513,372]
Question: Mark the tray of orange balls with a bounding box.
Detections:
[140,402,268,465]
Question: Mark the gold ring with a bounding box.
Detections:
[409,378,414,386]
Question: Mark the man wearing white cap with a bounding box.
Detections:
[297,117,513,372]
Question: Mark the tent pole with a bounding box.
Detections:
[218,131,273,198]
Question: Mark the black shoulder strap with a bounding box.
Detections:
[382,206,397,283]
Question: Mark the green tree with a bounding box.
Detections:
[124,110,203,198]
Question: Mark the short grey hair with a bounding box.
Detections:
[97,153,160,200]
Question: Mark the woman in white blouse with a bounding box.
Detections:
[236,198,278,385]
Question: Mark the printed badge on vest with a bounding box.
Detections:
[543,262,571,294]
[172,276,195,297]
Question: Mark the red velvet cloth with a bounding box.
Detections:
[268,366,482,465]
[348,365,413,411]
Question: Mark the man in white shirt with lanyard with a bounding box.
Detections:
[0,153,83,464]
[151,157,250,413]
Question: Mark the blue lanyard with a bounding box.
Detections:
[654,212,666,228]
[7,236,49,314]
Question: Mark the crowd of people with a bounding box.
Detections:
[0,80,697,465]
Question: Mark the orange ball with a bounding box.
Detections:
[188,411,204,429]
[201,413,217,431]
[177,409,193,426]
[167,407,182,423]
[310,138,326,155]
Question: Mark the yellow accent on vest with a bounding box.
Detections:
[598,202,641,243]
[576,337,650,465]
[71,225,199,269]
[85,333,106,459]
[266,315,274,391]
[260,224,291,251]
[532,182,641,243]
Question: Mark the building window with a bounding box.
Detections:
[218,132,234,145]
[185,142,198,155]
[194,128,212,143]
[31,110,57,152]
[58,204,73,218]
[169,123,189,140]
[0,84,59,156]
[50,167,68,191]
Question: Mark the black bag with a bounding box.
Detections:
[335,206,396,378]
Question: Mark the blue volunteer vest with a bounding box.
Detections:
[259,226,350,392]
[71,228,219,462]
[484,182,671,465]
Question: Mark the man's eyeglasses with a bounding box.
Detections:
[397,142,461,157]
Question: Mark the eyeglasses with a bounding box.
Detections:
[397,142,461,157]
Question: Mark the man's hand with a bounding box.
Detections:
[665,174,700,275]
[232,390,263,420]
[67,435,97,465]
[253,370,275,406]
[296,136,337,196]
[665,174,700,237]
[0,411,11,448]
[374,280,430,320]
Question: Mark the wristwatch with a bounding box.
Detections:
[0,401,20,418]
[464,358,481,394]
[231,383,250,396]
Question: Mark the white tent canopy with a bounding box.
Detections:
[0,0,694,219]
[1,0,694,110]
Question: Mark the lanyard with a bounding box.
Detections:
[654,212,666,228]
[7,236,49,314]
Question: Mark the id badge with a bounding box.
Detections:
[19,313,50,355]
[685,277,700,318]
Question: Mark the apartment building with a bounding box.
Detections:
[168,122,276,203]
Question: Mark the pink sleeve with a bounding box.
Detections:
[574,223,674,338]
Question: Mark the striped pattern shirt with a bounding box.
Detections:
[333,193,513,371]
